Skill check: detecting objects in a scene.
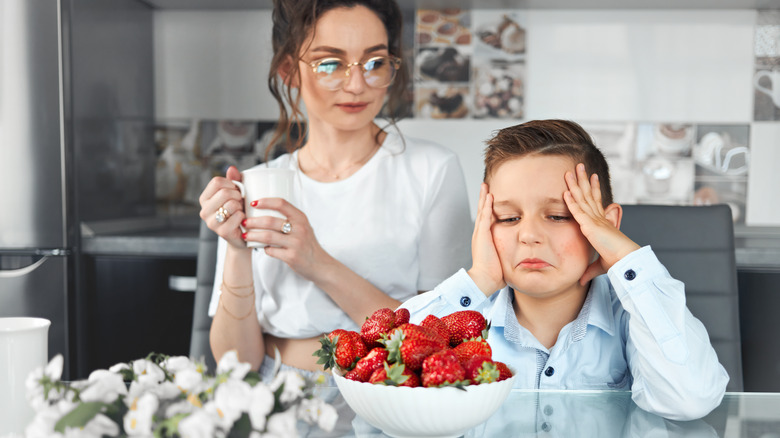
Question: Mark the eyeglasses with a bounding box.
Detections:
[303,55,402,90]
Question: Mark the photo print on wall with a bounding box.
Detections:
[583,122,750,224]
[412,8,527,119]
[754,10,780,121]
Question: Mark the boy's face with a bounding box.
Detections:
[489,154,595,299]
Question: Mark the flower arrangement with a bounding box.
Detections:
[24,351,337,438]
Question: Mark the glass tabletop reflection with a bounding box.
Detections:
[310,388,780,437]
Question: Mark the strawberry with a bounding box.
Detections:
[368,362,420,387]
[383,323,449,371]
[462,355,499,384]
[345,347,389,382]
[394,307,410,326]
[452,338,492,365]
[392,323,449,346]
[398,339,445,371]
[420,314,450,344]
[360,308,396,348]
[314,330,367,371]
[441,310,489,347]
[421,349,467,388]
[494,361,513,381]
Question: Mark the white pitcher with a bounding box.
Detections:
[0,317,50,436]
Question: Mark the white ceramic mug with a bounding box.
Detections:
[0,317,51,436]
[232,167,295,248]
[754,70,780,107]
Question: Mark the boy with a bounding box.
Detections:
[400,120,728,421]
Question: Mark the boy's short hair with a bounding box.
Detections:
[483,119,613,206]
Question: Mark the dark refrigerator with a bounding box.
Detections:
[0,0,73,377]
[1,0,156,380]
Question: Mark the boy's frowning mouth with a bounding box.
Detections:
[517,258,551,269]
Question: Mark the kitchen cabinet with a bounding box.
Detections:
[81,255,196,375]
[739,270,780,392]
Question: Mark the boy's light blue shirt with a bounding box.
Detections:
[400,246,729,421]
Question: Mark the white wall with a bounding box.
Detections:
[153,9,780,225]
[154,10,276,120]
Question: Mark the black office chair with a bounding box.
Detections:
[189,221,218,372]
[620,204,743,392]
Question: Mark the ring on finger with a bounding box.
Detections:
[215,205,231,223]
[281,221,292,234]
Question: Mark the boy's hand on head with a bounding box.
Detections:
[467,183,506,296]
[564,163,641,285]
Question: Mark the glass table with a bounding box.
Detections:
[314,389,780,437]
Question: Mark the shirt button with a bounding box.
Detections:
[543,405,554,415]
[624,269,636,281]
[544,366,554,377]
[459,296,471,307]
[541,422,552,432]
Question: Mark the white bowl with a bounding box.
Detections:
[333,371,516,438]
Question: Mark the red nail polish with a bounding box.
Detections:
[242,232,248,240]
[250,200,258,207]
[242,219,247,227]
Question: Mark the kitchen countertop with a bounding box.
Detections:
[80,216,780,270]
[80,216,202,257]
[734,225,780,272]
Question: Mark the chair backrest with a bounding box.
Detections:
[620,204,743,391]
[189,220,218,372]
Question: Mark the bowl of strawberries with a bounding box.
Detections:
[315,308,516,438]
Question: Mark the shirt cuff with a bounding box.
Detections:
[436,268,490,310]
[607,245,670,300]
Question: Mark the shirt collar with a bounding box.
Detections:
[487,275,617,339]
[579,275,617,337]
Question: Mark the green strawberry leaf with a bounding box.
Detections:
[482,320,492,340]
[437,380,470,391]
[313,336,337,370]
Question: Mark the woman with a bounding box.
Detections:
[198,0,472,378]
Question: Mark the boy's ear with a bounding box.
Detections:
[604,203,623,229]
[278,56,300,88]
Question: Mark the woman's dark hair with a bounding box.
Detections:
[483,119,614,206]
[266,0,408,160]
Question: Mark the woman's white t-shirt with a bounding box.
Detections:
[208,131,473,338]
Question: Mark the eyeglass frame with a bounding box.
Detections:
[301,55,403,90]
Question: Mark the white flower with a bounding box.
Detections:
[161,355,195,374]
[178,410,217,438]
[25,354,66,409]
[175,367,206,394]
[203,400,233,432]
[24,353,337,438]
[214,378,253,425]
[79,370,128,403]
[25,401,71,438]
[108,362,130,374]
[216,350,251,381]
[165,399,195,418]
[45,354,64,380]
[131,359,165,386]
[247,383,275,431]
[148,380,182,400]
[270,370,305,404]
[123,392,158,436]
[63,413,119,438]
[298,397,338,432]
[265,410,298,437]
